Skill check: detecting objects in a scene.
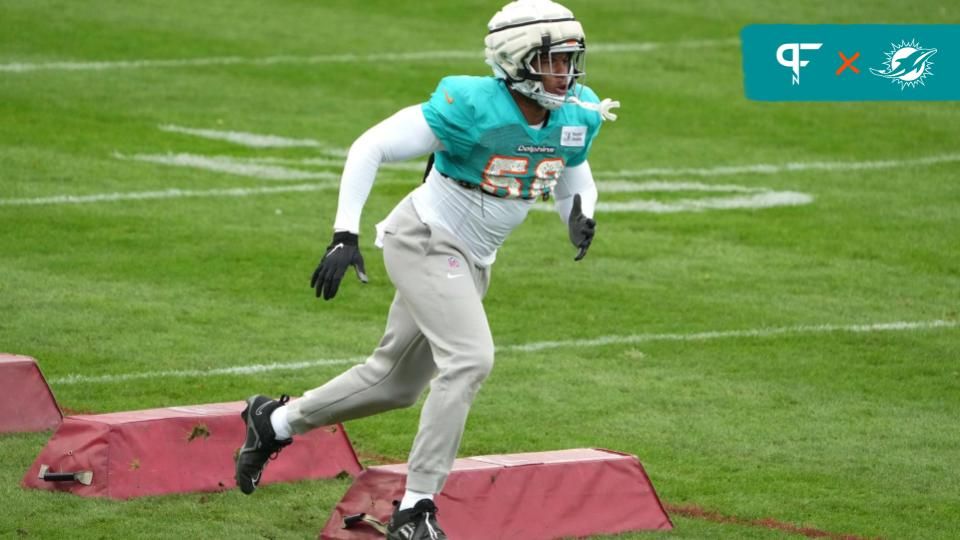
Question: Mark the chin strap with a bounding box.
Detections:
[567,96,621,121]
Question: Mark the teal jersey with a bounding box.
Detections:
[421,76,602,200]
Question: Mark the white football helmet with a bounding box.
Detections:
[484,0,587,110]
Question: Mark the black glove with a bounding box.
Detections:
[568,193,596,261]
[310,231,368,300]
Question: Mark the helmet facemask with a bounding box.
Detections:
[484,1,588,111]
[511,38,586,110]
[485,0,616,120]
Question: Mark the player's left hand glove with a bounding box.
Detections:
[568,193,596,261]
[311,231,368,301]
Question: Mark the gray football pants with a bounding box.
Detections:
[286,197,494,493]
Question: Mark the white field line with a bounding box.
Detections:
[246,157,346,166]
[503,320,959,353]
[117,152,339,180]
[591,38,740,52]
[0,176,417,206]
[598,153,960,179]
[141,152,424,172]
[155,126,424,170]
[3,152,955,207]
[246,156,425,172]
[47,319,958,385]
[50,358,366,385]
[597,180,766,193]
[2,180,780,208]
[530,181,813,213]
[159,124,335,150]
[595,191,813,213]
[141,127,960,178]
[0,183,338,206]
[0,39,739,74]
[528,190,814,213]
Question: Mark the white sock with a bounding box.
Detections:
[270,405,292,441]
[399,489,434,511]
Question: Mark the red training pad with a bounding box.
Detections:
[320,448,672,539]
[0,354,62,433]
[22,401,361,499]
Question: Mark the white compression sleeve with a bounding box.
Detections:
[553,161,598,222]
[333,105,443,234]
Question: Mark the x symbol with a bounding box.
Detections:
[836,51,860,75]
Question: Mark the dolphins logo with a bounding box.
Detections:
[870,39,937,89]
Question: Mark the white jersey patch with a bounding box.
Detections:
[561,126,587,147]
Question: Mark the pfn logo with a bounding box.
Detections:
[776,42,823,85]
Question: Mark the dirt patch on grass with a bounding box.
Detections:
[665,503,879,540]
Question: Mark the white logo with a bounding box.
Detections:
[517,144,556,153]
[776,42,823,85]
[446,273,465,279]
[560,126,587,147]
[870,39,937,90]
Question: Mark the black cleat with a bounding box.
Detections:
[387,499,447,540]
[235,394,292,495]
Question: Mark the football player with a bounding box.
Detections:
[236,1,618,537]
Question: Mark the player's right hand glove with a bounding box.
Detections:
[310,231,368,301]
[568,193,596,262]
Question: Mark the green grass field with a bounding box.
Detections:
[2,1,959,538]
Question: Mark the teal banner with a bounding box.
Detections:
[741,24,960,101]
